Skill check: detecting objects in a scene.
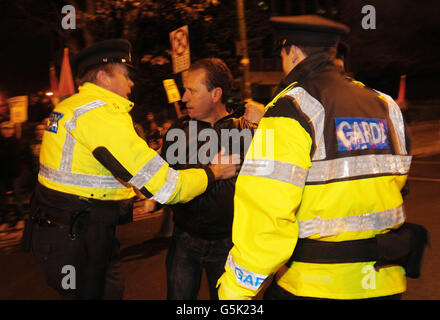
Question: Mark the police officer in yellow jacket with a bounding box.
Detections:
[217,15,428,300]
[30,39,238,299]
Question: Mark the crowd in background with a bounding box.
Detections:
[134,111,176,153]
[0,118,44,228]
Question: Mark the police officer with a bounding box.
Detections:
[31,39,238,299]
[217,15,427,300]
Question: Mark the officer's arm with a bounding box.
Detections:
[217,97,312,299]
[71,112,235,205]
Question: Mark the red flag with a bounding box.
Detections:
[395,74,407,111]
[395,74,406,104]
[58,48,75,99]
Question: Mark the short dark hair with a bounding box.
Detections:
[281,42,336,59]
[298,45,336,58]
[75,63,118,87]
[189,58,232,104]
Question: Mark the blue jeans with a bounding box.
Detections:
[166,226,233,300]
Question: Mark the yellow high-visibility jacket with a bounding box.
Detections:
[217,59,411,300]
[39,82,212,204]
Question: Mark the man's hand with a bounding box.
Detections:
[243,99,265,124]
[209,147,240,180]
[133,198,157,215]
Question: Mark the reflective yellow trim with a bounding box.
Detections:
[60,100,106,172]
[240,158,308,188]
[374,90,408,155]
[128,154,167,189]
[298,204,405,238]
[286,87,326,160]
[307,154,411,183]
[39,163,125,189]
[265,82,297,111]
[150,168,179,204]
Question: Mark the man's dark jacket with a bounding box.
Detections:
[161,114,257,240]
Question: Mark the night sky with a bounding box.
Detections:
[0,1,53,96]
[1,0,439,101]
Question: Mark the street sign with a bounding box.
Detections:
[170,25,191,74]
[7,96,28,123]
[162,79,181,103]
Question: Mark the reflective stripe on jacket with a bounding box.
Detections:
[218,56,410,300]
[39,82,211,203]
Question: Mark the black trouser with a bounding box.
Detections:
[30,194,125,299]
[263,280,402,300]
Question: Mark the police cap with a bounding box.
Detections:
[270,15,350,48]
[72,39,133,77]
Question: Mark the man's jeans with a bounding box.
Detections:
[166,226,233,300]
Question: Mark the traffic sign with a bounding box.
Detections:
[170,25,191,73]
[8,96,28,123]
[162,79,181,103]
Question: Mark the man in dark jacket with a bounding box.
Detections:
[162,58,263,299]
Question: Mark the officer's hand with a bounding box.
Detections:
[243,99,265,125]
[209,147,240,180]
[133,198,157,215]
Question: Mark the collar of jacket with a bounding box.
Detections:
[276,51,337,95]
[79,82,134,113]
[182,112,236,129]
[213,112,239,127]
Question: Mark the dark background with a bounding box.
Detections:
[1,0,439,122]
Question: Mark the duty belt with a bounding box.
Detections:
[286,238,377,265]
[286,222,429,279]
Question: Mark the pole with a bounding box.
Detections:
[236,0,252,99]
[173,101,182,119]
